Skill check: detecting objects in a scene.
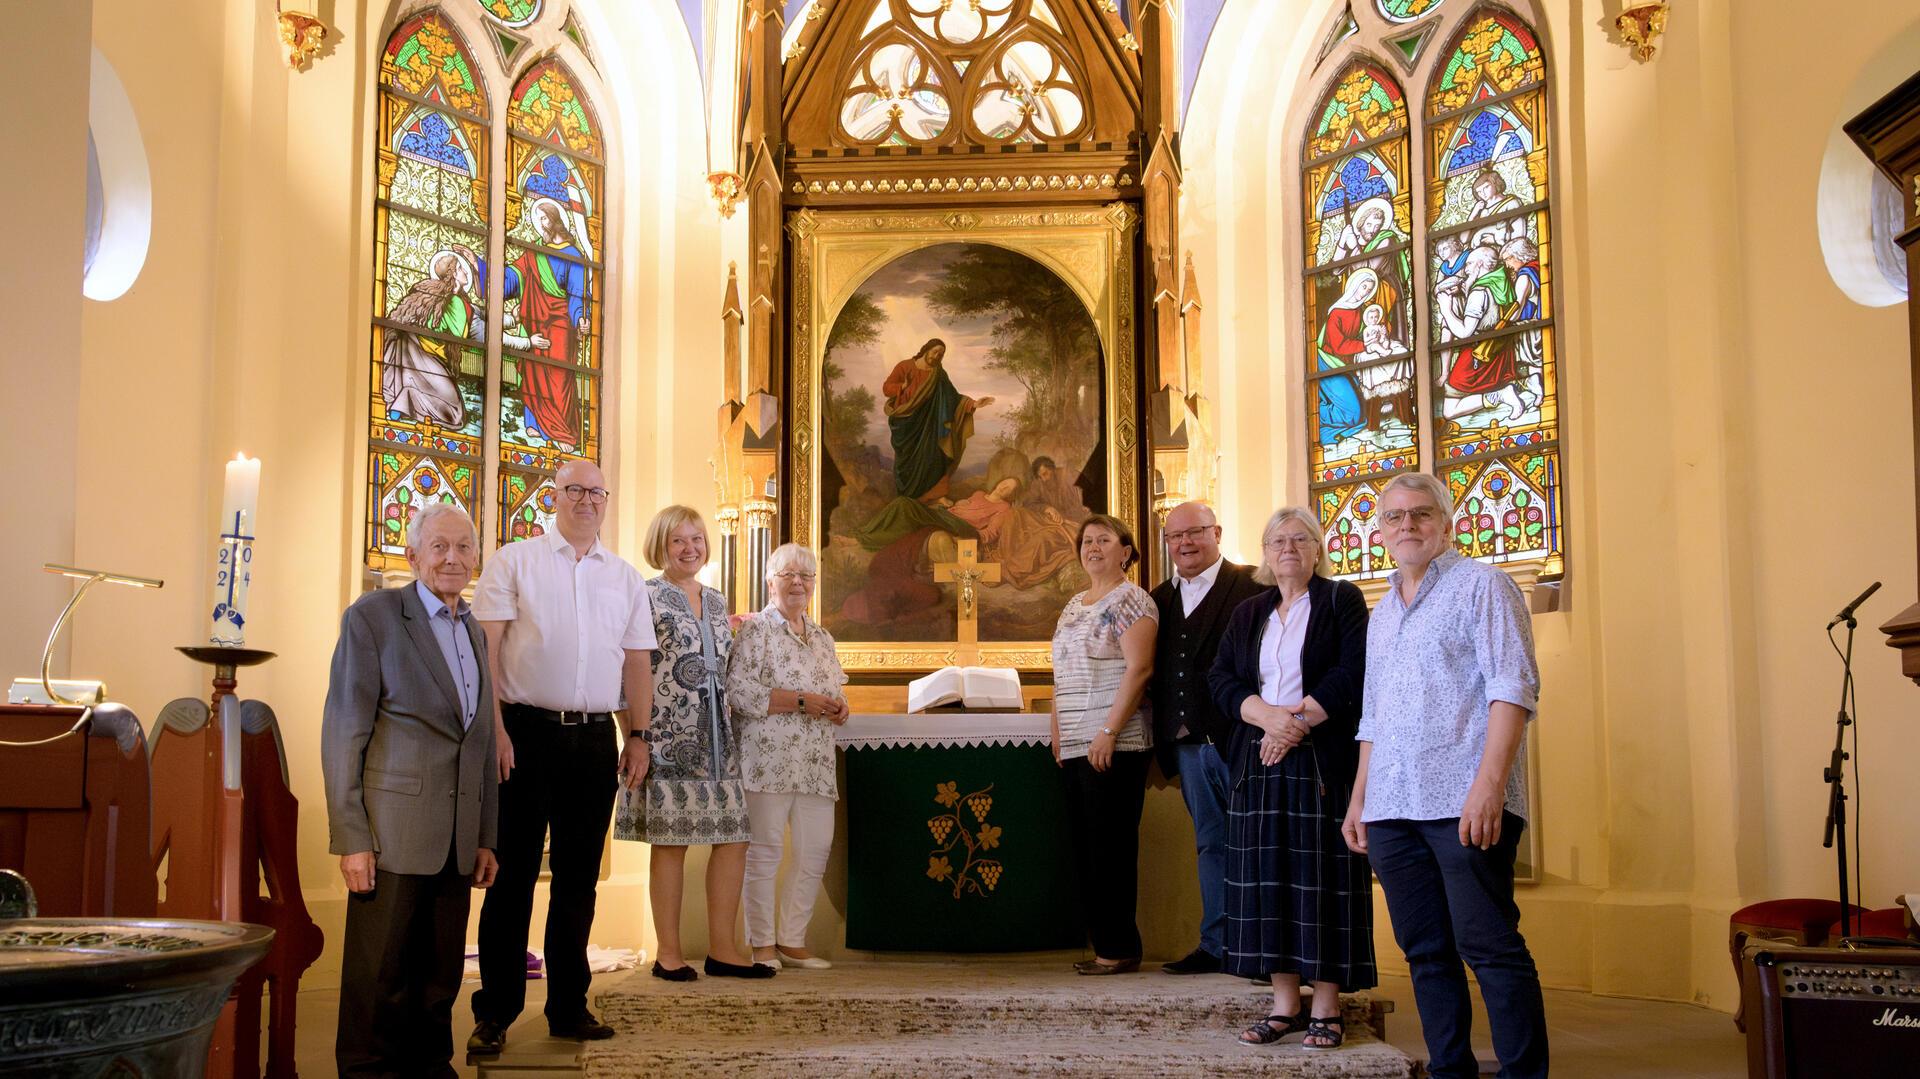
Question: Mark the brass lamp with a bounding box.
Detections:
[30,563,164,706]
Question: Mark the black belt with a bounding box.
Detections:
[505,703,613,726]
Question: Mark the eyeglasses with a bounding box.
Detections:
[1162,527,1217,544]
[772,571,816,583]
[1263,535,1316,550]
[1381,506,1441,527]
[561,485,609,504]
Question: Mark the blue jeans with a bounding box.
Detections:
[1366,814,1547,1079]
[1175,741,1231,957]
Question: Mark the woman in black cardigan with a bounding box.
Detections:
[1209,506,1374,1049]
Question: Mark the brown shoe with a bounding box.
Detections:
[1075,957,1141,976]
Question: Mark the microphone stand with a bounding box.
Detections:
[1822,613,1857,940]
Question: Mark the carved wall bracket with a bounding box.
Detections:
[276,10,327,71]
[1615,3,1670,64]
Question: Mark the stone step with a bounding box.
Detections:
[582,1028,1415,1078]
[600,984,1381,1038]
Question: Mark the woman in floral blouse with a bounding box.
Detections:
[618,506,768,982]
[726,543,849,971]
[1049,513,1158,975]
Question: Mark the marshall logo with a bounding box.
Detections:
[1872,1007,1920,1029]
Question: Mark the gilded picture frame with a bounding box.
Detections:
[787,204,1142,674]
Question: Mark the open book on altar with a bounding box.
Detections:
[907,666,1023,713]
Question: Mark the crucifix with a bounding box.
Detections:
[933,539,1000,667]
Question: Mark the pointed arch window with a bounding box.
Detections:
[1301,2,1564,583]
[369,10,491,568]
[366,5,612,571]
[499,56,605,544]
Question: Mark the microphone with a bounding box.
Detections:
[1827,581,1882,628]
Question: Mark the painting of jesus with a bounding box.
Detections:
[817,242,1104,646]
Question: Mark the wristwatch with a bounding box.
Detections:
[797,693,808,713]
[1099,725,1115,736]
[629,728,653,743]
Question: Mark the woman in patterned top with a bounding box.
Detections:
[1209,506,1374,1048]
[622,506,768,981]
[727,543,849,971]
[1048,513,1157,975]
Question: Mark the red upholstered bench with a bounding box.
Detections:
[1728,899,1863,1032]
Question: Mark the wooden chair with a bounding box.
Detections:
[152,697,322,1079]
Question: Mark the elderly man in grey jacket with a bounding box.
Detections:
[323,501,499,1077]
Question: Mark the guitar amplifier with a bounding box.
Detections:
[1743,943,1920,1077]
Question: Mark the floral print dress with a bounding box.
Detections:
[614,578,751,845]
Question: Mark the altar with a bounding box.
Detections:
[835,713,1081,953]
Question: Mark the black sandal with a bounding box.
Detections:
[1303,1016,1345,1050]
[1238,1013,1307,1045]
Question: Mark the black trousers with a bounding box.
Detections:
[1060,749,1151,960]
[337,853,469,1078]
[473,709,618,1026]
[1367,813,1548,1079]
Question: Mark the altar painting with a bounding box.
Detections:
[817,243,1105,647]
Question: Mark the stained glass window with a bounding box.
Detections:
[1302,2,1564,582]
[366,6,611,571]
[1302,60,1417,579]
[1377,0,1448,24]
[478,0,542,29]
[1425,8,1559,571]
[368,9,490,569]
[500,56,604,546]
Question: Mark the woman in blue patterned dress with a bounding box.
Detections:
[620,505,767,981]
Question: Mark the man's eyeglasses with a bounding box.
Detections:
[562,485,609,505]
[1163,527,1217,544]
[1381,506,1441,527]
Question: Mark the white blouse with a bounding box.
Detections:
[1257,592,1312,708]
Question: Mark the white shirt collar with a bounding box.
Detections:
[1176,555,1225,592]
[544,528,605,563]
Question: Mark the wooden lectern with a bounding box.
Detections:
[0,702,157,918]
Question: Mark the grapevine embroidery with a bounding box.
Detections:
[925,780,1004,898]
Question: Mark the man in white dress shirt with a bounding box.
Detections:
[467,460,655,1055]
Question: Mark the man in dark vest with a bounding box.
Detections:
[1149,500,1265,974]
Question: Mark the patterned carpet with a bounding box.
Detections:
[585,960,1415,1077]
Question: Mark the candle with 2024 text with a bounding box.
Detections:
[209,453,260,646]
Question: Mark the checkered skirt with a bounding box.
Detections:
[1222,739,1377,988]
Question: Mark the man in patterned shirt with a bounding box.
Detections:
[1341,472,1547,1079]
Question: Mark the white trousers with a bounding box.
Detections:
[742,790,836,948]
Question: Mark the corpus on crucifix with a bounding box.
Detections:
[933,539,1000,667]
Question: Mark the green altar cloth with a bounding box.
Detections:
[840,716,1081,953]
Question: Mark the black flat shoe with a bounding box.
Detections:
[547,1014,616,1040]
[465,1019,507,1056]
[704,955,777,979]
[1161,947,1223,975]
[651,960,698,982]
